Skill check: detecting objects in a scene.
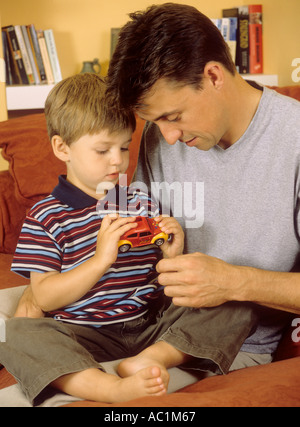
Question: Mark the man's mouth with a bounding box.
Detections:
[181,137,197,147]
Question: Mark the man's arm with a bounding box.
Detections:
[157,252,300,315]
[14,285,44,318]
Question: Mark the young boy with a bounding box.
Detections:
[0,74,257,405]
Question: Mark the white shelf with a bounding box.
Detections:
[5,75,278,111]
[242,74,278,86]
[6,84,54,110]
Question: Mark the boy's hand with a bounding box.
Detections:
[154,216,184,259]
[95,214,137,269]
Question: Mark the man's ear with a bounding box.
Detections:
[51,135,70,162]
[203,62,225,90]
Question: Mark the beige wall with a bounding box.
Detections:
[1,0,299,85]
[0,0,299,171]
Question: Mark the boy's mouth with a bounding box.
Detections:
[106,172,120,180]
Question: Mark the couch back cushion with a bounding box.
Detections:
[0,171,26,253]
[0,113,145,207]
[0,114,66,207]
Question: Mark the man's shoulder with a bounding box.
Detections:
[266,87,300,117]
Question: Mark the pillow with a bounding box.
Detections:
[0,286,27,320]
[0,172,26,253]
[0,114,66,206]
[0,113,144,205]
[271,85,300,102]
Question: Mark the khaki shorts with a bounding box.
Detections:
[0,297,259,404]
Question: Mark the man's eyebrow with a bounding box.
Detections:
[138,110,179,122]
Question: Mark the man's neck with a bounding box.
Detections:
[218,74,263,149]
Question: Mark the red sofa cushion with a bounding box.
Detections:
[0,171,26,254]
[0,114,66,207]
[62,357,300,407]
[0,113,144,207]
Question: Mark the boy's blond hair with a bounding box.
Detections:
[45,73,136,145]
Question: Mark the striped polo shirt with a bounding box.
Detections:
[12,176,163,327]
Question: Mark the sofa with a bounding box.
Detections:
[0,85,300,407]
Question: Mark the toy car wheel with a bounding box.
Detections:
[154,238,165,247]
[118,244,131,253]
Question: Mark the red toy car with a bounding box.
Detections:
[118,216,169,253]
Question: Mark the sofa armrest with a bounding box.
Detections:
[0,171,26,254]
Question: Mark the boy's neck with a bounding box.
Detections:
[65,174,107,201]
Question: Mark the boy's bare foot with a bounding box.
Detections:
[117,341,193,394]
[111,366,167,402]
[118,356,170,392]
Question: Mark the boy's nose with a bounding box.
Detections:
[110,150,123,165]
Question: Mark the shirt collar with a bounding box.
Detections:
[52,175,99,209]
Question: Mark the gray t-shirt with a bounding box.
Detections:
[135,86,300,354]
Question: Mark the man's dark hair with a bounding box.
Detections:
[106,3,236,110]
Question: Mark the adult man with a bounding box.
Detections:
[106,3,300,363]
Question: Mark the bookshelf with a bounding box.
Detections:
[1,22,61,114]
[6,84,54,110]
[242,74,278,86]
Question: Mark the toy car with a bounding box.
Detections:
[118,216,169,253]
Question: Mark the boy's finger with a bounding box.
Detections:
[108,216,137,231]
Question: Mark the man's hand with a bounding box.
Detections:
[156,252,242,308]
[14,286,45,318]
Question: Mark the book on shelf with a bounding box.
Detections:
[44,29,62,83]
[248,4,263,74]
[2,25,29,84]
[1,24,62,85]
[220,4,263,75]
[37,29,54,84]
[211,17,238,68]
[27,24,47,84]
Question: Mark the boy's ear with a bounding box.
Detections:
[51,136,70,162]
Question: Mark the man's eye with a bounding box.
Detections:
[167,115,180,122]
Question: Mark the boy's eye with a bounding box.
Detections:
[121,147,129,152]
[96,150,108,155]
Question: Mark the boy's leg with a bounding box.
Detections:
[119,301,259,380]
[51,366,166,403]
[0,317,167,404]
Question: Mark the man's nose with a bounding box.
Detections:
[158,124,182,145]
